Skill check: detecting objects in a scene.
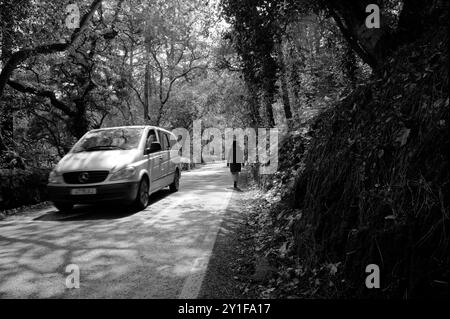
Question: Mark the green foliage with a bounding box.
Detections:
[290,26,449,298]
[220,0,366,128]
[0,168,50,210]
[221,0,281,126]
[220,0,449,299]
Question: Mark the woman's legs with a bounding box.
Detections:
[232,172,239,188]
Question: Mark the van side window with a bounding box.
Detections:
[146,129,157,149]
[158,131,170,151]
[163,133,171,150]
[169,134,177,148]
[157,131,164,150]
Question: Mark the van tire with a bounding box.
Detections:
[134,177,149,210]
[54,202,73,213]
[169,170,180,193]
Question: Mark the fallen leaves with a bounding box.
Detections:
[394,127,411,147]
[233,186,345,299]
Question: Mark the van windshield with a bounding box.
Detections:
[71,128,144,153]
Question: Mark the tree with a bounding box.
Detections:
[0,0,103,99]
[322,0,446,70]
[222,0,280,127]
[3,1,125,140]
[109,0,215,126]
[143,0,213,125]
[0,0,129,163]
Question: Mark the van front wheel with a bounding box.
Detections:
[134,178,149,210]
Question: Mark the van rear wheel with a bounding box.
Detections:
[54,202,73,213]
[134,177,149,210]
[169,170,180,193]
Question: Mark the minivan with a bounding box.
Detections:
[47,126,181,212]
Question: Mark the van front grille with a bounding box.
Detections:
[63,171,109,184]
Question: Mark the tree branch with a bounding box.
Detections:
[0,0,103,99]
[326,4,378,69]
[7,80,75,116]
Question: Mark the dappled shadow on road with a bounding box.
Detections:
[0,206,224,298]
[33,189,172,222]
[0,164,234,298]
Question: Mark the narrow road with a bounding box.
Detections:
[0,163,235,298]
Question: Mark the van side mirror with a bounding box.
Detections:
[145,142,161,155]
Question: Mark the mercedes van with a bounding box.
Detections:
[47,126,181,212]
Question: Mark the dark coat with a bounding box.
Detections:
[228,141,243,173]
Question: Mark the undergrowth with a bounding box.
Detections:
[244,26,448,299]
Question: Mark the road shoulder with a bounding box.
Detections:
[197,168,260,299]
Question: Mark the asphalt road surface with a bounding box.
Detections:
[0,163,235,298]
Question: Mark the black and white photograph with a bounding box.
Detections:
[0,0,448,310]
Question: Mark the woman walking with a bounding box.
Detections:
[228,138,243,190]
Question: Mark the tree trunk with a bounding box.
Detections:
[0,108,12,153]
[245,80,262,129]
[276,41,293,121]
[128,43,135,124]
[71,101,89,139]
[263,91,275,127]
[261,57,277,127]
[155,102,164,126]
[144,62,150,122]
[0,8,14,155]
[342,44,357,88]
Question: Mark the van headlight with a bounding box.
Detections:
[48,170,63,184]
[110,166,137,181]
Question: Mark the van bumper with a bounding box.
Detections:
[48,182,140,204]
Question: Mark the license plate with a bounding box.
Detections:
[71,188,97,195]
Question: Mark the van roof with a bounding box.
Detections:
[91,125,172,133]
